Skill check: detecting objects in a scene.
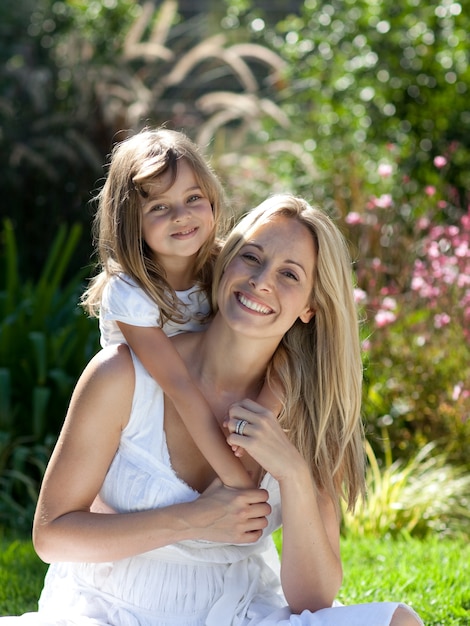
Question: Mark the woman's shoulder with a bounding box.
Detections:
[81,344,135,391]
[69,345,136,431]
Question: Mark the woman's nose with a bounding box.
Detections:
[249,267,273,291]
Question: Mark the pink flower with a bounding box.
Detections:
[345,212,363,225]
[433,155,447,168]
[354,288,368,304]
[362,338,371,352]
[371,194,393,209]
[425,186,436,196]
[434,313,451,329]
[382,296,397,310]
[416,217,430,231]
[378,163,393,178]
[375,310,396,328]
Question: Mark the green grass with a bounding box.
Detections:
[0,537,47,615]
[1,535,469,624]
[338,536,470,626]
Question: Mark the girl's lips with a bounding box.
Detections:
[236,291,273,315]
[171,226,198,238]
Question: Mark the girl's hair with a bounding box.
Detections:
[212,194,365,512]
[81,127,228,324]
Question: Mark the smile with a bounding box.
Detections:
[236,292,273,315]
[171,227,198,237]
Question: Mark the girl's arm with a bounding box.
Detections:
[225,399,342,614]
[119,322,254,489]
[33,346,270,564]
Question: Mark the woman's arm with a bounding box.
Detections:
[117,322,254,488]
[226,399,342,613]
[33,346,270,564]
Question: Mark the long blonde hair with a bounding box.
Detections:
[81,128,228,324]
[213,195,365,511]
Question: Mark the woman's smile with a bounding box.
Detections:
[236,291,274,315]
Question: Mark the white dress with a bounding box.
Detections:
[2,353,423,626]
[99,273,210,347]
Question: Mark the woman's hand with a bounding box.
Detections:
[225,399,305,483]
[187,478,271,544]
[226,400,343,613]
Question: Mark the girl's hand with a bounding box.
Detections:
[224,399,306,483]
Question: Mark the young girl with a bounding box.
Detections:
[81,128,278,490]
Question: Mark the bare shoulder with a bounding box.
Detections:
[72,344,135,419]
[83,344,135,382]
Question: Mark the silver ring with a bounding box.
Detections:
[235,419,249,436]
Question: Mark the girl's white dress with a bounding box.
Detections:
[2,352,423,626]
[99,274,210,347]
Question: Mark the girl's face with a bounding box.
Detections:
[217,215,316,341]
[140,159,214,268]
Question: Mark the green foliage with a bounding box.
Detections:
[0,218,99,531]
[272,0,470,205]
[342,441,470,540]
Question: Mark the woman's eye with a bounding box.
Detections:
[282,270,299,281]
[241,253,259,263]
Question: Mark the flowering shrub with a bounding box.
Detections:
[411,209,470,343]
[344,154,470,466]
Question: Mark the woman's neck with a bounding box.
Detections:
[185,315,277,413]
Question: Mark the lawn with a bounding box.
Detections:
[1,534,469,624]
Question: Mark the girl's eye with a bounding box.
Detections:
[151,204,168,212]
[188,194,202,203]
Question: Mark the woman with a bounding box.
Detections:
[4,195,423,625]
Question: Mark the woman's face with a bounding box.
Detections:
[218,215,316,340]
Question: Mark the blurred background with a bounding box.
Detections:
[0,0,469,537]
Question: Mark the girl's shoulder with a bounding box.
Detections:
[104,272,139,294]
[102,273,159,318]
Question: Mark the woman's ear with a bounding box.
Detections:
[299,307,316,323]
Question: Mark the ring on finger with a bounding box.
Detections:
[235,419,249,436]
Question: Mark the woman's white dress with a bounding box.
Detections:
[2,352,423,626]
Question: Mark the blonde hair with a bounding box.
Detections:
[213,194,365,511]
[81,128,228,324]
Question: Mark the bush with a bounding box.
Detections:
[0,219,99,531]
